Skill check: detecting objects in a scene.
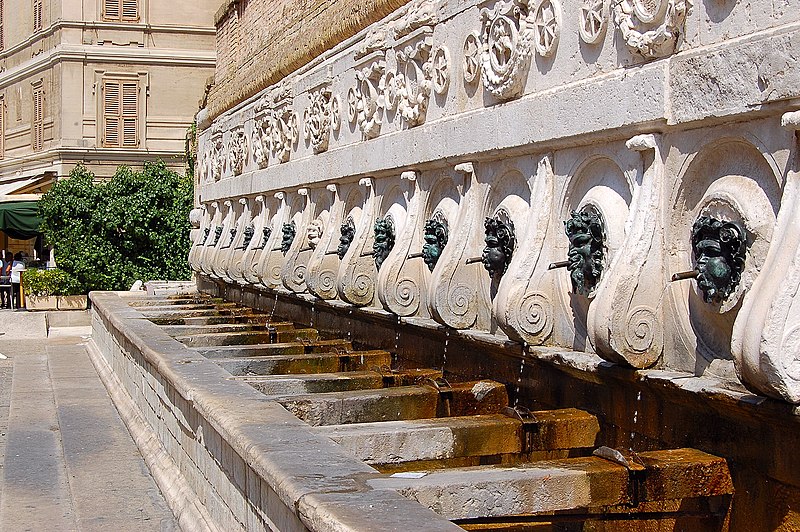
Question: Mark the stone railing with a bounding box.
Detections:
[195,0,800,403]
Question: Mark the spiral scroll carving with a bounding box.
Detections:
[394,277,421,314]
[624,306,657,353]
[352,272,374,302]
[448,284,475,317]
[269,265,283,284]
[517,292,553,340]
[291,264,307,287]
[317,269,338,299]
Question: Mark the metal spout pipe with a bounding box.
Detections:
[465,256,482,265]
[324,249,339,255]
[671,270,699,282]
[360,250,375,257]
[408,252,424,259]
[548,260,570,270]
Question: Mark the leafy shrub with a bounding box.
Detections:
[22,268,83,297]
[38,161,193,292]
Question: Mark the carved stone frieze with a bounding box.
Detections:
[612,0,690,58]
[304,85,337,153]
[251,110,270,169]
[350,59,386,140]
[227,128,247,176]
[271,107,298,163]
[479,0,535,100]
[395,31,435,127]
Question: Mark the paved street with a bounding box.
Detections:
[0,311,177,532]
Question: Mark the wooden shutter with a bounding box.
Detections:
[103,80,138,147]
[104,0,119,20]
[121,82,137,146]
[32,87,43,151]
[103,81,120,146]
[121,0,137,21]
[33,0,42,31]
[1,0,4,51]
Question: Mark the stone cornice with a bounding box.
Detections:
[0,44,215,88]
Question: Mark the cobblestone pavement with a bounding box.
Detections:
[0,311,178,532]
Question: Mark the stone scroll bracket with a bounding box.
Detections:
[282,188,316,293]
[377,170,429,317]
[588,134,666,368]
[257,191,290,289]
[496,154,556,345]
[235,195,266,286]
[209,200,236,280]
[339,178,380,306]
[429,162,485,329]
[732,111,800,403]
[306,185,342,299]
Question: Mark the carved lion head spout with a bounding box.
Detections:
[691,216,746,304]
[307,219,324,249]
[373,217,396,271]
[482,215,515,278]
[422,219,448,272]
[564,207,605,296]
[337,217,356,259]
[280,221,296,254]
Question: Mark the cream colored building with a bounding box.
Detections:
[0,0,217,251]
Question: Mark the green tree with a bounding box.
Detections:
[38,161,193,292]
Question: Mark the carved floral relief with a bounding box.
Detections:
[479,0,535,99]
[612,0,690,58]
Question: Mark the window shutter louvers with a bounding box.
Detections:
[104,0,120,19]
[121,0,137,20]
[32,87,43,151]
[103,80,138,148]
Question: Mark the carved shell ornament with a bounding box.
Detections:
[463,32,481,84]
[479,0,535,100]
[612,0,690,58]
[579,0,608,44]
[532,0,561,57]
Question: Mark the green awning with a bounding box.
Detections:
[0,201,42,240]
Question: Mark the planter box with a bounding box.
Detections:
[26,295,58,310]
[58,295,88,310]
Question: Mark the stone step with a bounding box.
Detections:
[278,380,508,426]
[197,339,353,358]
[147,314,269,326]
[367,448,733,521]
[236,368,441,395]
[313,408,599,468]
[130,302,236,311]
[160,323,266,336]
[215,350,392,376]
[174,325,311,347]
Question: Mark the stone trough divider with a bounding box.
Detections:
[87,291,461,532]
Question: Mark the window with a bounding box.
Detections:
[32,85,43,151]
[32,0,42,31]
[102,79,138,148]
[103,0,138,21]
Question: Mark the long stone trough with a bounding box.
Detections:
[90,290,735,531]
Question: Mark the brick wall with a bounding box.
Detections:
[206,0,411,122]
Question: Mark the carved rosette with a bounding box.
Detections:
[579,0,608,44]
[479,0,535,100]
[304,86,336,153]
[532,0,561,57]
[612,0,690,59]
[431,46,450,95]
[463,32,481,84]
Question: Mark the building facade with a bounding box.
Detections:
[0,0,217,252]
